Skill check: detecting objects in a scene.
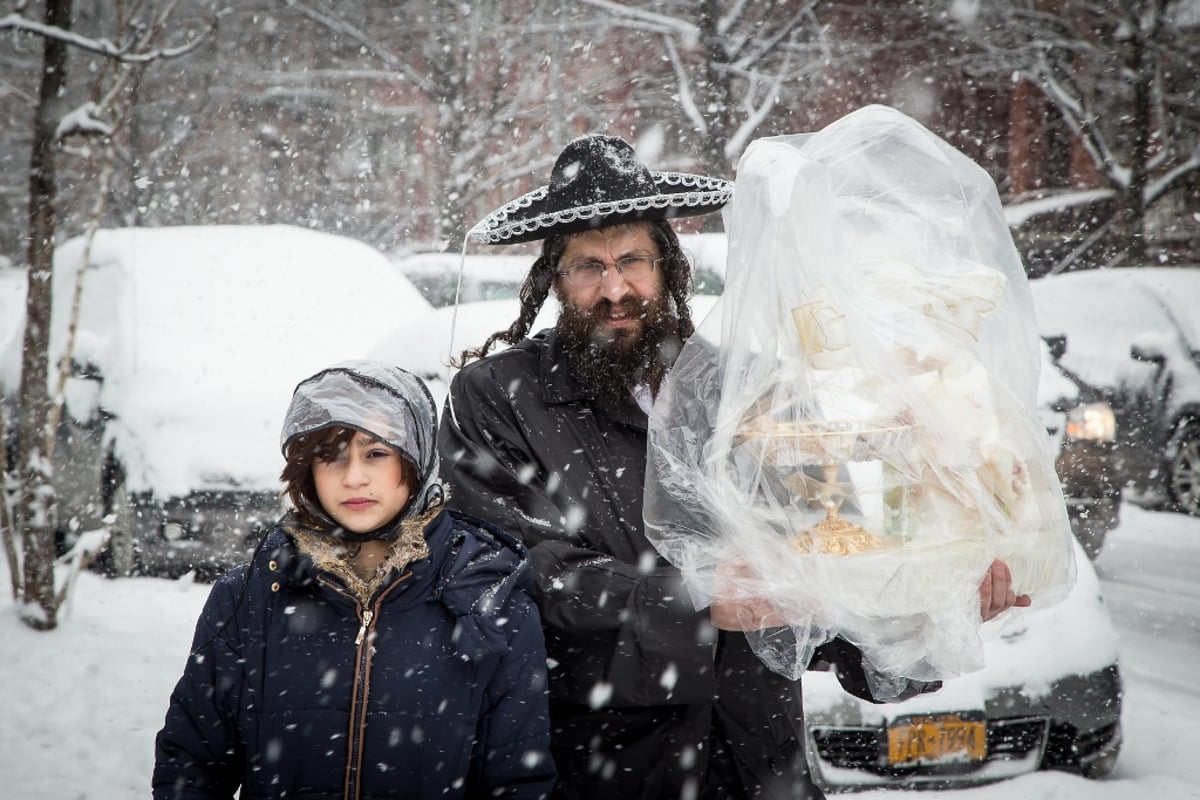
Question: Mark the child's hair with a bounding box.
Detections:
[280,425,419,530]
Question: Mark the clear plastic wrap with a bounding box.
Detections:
[644,105,1076,695]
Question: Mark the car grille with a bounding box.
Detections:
[988,717,1049,760]
[1044,720,1122,769]
[811,727,881,768]
[811,716,1049,775]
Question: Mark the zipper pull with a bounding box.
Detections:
[355,609,374,646]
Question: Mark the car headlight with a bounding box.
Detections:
[1065,402,1116,442]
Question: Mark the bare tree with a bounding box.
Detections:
[1,0,216,630]
[8,0,75,630]
[275,1,636,252]
[583,0,821,177]
[7,1,812,260]
[935,0,1200,267]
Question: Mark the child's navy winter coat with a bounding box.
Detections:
[153,510,554,800]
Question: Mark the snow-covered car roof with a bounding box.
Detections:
[369,293,721,410]
[1031,267,1200,396]
[392,232,730,308]
[4,225,433,498]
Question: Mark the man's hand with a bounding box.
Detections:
[980,558,1032,622]
[710,594,787,631]
[709,561,787,631]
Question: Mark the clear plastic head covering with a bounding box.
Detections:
[281,360,443,524]
[644,105,1076,695]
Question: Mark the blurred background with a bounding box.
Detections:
[2,0,1198,269]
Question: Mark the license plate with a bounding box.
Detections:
[887,712,987,765]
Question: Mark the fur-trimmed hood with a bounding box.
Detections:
[259,508,531,660]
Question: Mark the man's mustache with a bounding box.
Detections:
[584,297,651,321]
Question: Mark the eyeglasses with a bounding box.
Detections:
[556,255,663,287]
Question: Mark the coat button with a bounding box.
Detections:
[269,560,278,571]
[270,581,281,592]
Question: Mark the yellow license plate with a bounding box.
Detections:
[887,712,987,765]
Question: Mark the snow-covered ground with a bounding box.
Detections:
[1,502,1197,798]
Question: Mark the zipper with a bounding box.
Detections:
[355,610,373,646]
[318,573,411,800]
[345,600,375,800]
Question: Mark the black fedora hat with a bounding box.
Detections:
[468,134,732,245]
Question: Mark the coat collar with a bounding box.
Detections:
[536,329,588,406]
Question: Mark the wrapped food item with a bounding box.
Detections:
[644,105,1075,694]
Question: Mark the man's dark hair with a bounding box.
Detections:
[453,220,695,366]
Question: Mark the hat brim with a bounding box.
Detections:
[468,171,733,245]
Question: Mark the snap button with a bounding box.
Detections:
[270,581,281,592]
[269,560,278,571]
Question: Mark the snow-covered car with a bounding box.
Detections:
[394,251,532,307]
[1031,267,1200,516]
[802,538,1122,790]
[369,291,721,409]
[1,225,432,578]
[393,232,729,309]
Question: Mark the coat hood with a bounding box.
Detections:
[280,360,444,538]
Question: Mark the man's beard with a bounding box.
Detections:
[557,293,682,413]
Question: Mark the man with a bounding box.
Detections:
[437,134,1028,799]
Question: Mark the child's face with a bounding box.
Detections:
[312,431,411,534]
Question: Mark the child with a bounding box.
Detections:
[153,360,554,799]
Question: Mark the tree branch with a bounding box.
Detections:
[664,33,706,136]
[278,0,437,96]
[726,45,793,161]
[0,10,220,63]
[1145,147,1200,207]
[577,0,700,43]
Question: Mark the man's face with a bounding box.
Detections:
[554,225,666,352]
[554,223,683,407]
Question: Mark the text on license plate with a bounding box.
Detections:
[887,712,987,765]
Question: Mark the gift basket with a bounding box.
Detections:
[644,105,1076,695]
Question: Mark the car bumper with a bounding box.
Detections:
[805,664,1122,790]
[131,490,281,578]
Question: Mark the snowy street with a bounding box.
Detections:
[854,502,1200,799]
[1092,504,1200,785]
[1,502,1198,798]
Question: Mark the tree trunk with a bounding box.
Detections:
[1119,4,1154,265]
[1,404,19,600]
[697,0,731,179]
[18,0,73,631]
[697,0,732,233]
